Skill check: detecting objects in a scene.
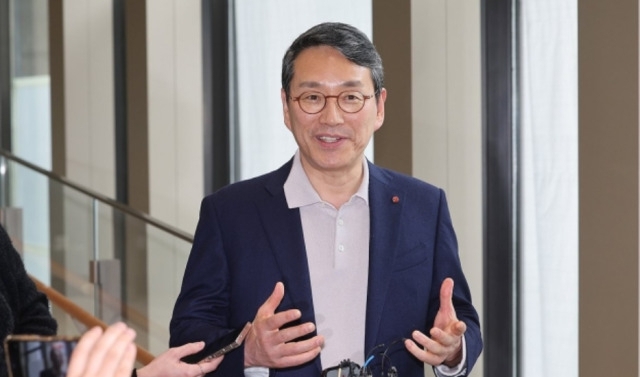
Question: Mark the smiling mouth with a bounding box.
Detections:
[318,136,341,143]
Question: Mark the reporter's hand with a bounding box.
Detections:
[137,342,223,377]
[404,278,466,367]
[243,282,324,369]
[67,323,137,377]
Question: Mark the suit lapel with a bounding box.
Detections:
[255,161,322,374]
[364,163,405,354]
[256,161,315,317]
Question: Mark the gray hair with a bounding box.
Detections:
[282,22,384,99]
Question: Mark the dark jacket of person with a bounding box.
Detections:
[0,224,57,377]
[170,159,483,376]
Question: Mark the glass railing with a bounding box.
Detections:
[0,150,193,357]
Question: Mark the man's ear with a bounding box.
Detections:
[374,88,387,131]
[281,88,292,130]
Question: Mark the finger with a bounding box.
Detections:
[95,325,137,377]
[115,343,137,377]
[452,320,467,337]
[101,327,136,377]
[272,321,317,344]
[277,347,322,369]
[169,341,206,358]
[244,310,304,366]
[404,339,435,365]
[405,330,454,367]
[256,282,285,318]
[254,309,302,331]
[278,334,324,357]
[431,320,466,341]
[409,330,436,351]
[83,323,136,377]
[199,355,224,374]
[439,278,456,314]
[270,336,323,369]
[67,326,104,377]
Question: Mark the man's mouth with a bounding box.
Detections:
[318,136,341,143]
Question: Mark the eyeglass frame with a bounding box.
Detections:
[289,90,376,114]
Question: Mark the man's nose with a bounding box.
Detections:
[319,97,344,125]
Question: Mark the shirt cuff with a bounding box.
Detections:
[244,367,269,377]
[433,335,467,377]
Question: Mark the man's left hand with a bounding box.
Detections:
[404,277,466,367]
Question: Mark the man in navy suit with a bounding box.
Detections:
[169,22,482,377]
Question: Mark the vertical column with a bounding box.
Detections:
[123,0,149,349]
[202,0,231,194]
[372,0,412,175]
[481,0,514,375]
[124,0,149,214]
[48,0,68,335]
[578,0,639,375]
[0,0,11,149]
[49,1,65,175]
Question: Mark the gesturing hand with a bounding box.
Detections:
[404,278,466,367]
[243,282,324,369]
[137,341,223,377]
[67,323,137,377]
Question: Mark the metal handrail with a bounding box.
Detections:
[30,275,155,365]
[0,149,193,243]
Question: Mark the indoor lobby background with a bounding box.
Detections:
[0,0,638,376]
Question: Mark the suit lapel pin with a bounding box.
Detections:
[391,195,400,204]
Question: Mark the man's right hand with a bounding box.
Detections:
[243,282,324,369]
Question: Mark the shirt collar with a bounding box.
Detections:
[284,150,370,209]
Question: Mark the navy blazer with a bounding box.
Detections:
[170,159,482,376]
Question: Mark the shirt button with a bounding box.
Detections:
[338,218,344,226]
[338,245,345,252]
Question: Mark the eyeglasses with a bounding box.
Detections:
[290,91,375,114]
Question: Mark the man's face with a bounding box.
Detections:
[281,45,386,178]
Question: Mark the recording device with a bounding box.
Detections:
[321,338,404,377]
[321,359,364,377]
[320,360,398,377]
[180,322,252,364]
[4,334,80,377]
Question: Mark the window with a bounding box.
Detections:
[232,0,373,180]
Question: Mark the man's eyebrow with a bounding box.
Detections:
[296,80,365,89]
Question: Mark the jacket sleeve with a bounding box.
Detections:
[0,224,57,377]
[429,190,482,375]
[0,224,58,337]
[169,197,246,374]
